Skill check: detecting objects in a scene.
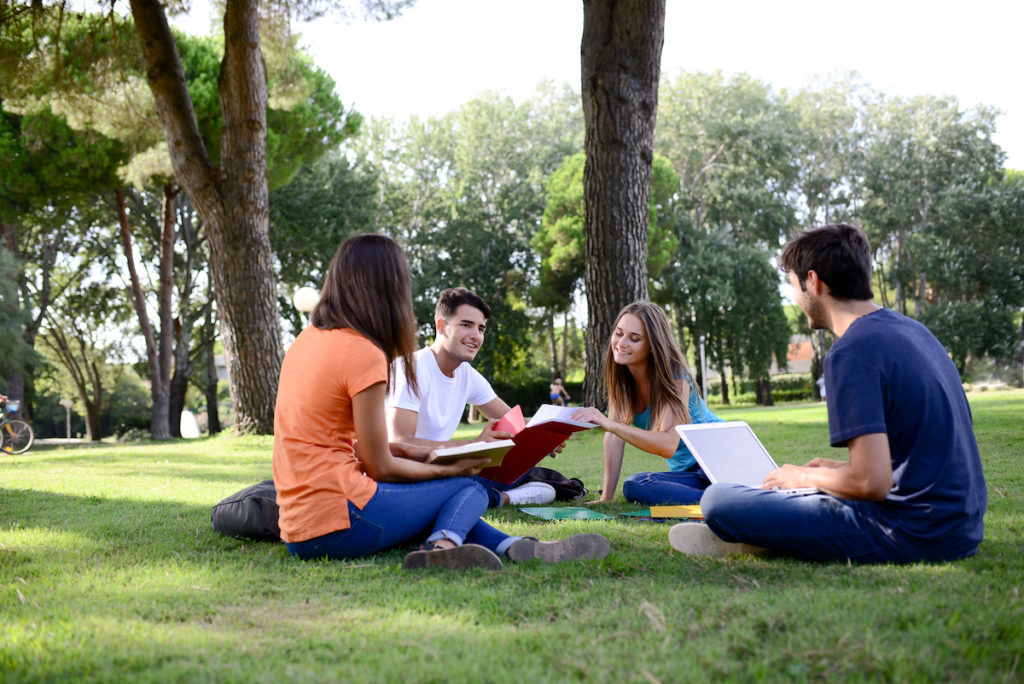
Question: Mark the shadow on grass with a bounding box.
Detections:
[0,487,277,562]
[2,485,1016,587]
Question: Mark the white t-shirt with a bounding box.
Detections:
[388,347,497,441]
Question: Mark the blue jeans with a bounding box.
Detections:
[285,478,517,561]
[623,467,710,505]
[700,483,918,564]
[473,473,528,508]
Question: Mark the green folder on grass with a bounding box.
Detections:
[517,506,616,521]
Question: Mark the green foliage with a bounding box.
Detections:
[269,150,378,335]
[532,152,586,311]
[266,55,361,190]
[533,151,679,309]
[662,225,790,401]
[0,106,124,216]
[0,247,37,379]
[706,372,815,405]
[656,70,799,246]
[354,85,584,378]
[1,392,1022,680]
[858,95,1024,371]
[785,75,865,226]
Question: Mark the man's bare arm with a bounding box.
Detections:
[386,405,508,449]
[761,433,893,500]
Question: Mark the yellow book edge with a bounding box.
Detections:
[649,504,703,519]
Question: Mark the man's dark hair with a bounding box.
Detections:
[435,287,491,322]
[779,223,875,300]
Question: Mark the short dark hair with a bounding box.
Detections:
[779,224,875,301]
[435,287,491,322]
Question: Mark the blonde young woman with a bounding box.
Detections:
[572,301,723,505]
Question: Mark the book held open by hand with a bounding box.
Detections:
[477,404,596,484]
[426,439,515,467]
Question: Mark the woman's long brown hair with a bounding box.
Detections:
[311,234,418,395]
[603,301,696,430]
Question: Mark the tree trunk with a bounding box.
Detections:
[116,188,170,439]
[169,193,206,437]
[158,183,177,432]
[580,0,666,409]
[129,0,282,434]
[894,227,906,315]
[546,310,558,379]
[202,290,222,436]
[561,312,571,381]
[717,359,730,405]
[42,317,104,440]
[754,376,774,406]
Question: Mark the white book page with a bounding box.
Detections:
[432,439,515,456]
[527,404,595,428]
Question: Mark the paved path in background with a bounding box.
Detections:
[35,438,93,447]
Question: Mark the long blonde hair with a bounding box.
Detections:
[603,301,696,429]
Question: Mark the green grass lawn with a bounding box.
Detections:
[2,391,1022,682]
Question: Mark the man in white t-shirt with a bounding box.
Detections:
[387,287,555,507]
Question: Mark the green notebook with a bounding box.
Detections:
[517,506,616,521]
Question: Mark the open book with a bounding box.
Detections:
[477,404,595,485]
[427,439,515,467]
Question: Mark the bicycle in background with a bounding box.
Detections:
[1,395,34,454]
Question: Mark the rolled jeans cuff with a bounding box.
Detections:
[426,529,465,547]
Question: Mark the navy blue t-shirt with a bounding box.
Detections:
[825,308,987,560]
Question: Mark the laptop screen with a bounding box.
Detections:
[675,421,779,488]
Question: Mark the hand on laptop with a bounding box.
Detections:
[761,463,814,490]
[804,457,847,469]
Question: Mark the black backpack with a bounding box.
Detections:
[211,479,282,541]
[520,466,587,501]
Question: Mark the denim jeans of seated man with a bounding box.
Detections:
[700,482,918,564]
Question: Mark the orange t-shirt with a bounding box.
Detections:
[273,327,385,543]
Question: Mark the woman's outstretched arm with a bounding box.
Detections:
[571,406,681,458]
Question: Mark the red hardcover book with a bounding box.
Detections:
[477,405,595,485]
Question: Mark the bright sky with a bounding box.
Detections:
[174,0,1024,168]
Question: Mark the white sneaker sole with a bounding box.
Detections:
[668,522,766,558]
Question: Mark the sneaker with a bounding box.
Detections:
[668,522,766,558]
[402,543,503,571]
[506,533,610,563]
[505,482,556,506]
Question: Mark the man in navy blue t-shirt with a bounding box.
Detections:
[669,224,987,563]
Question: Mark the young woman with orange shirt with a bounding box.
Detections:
[273,234,608,569]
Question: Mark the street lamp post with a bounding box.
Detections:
[292,286,319,322]
[61,398,73,439]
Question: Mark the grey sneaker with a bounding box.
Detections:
[402,543,503,571]
[506,533,610,563]
[668,522,766,558]
[505,482,557,506]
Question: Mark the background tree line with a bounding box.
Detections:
[2,8,1022,439]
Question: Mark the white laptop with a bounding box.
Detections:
[674,421,816,492]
